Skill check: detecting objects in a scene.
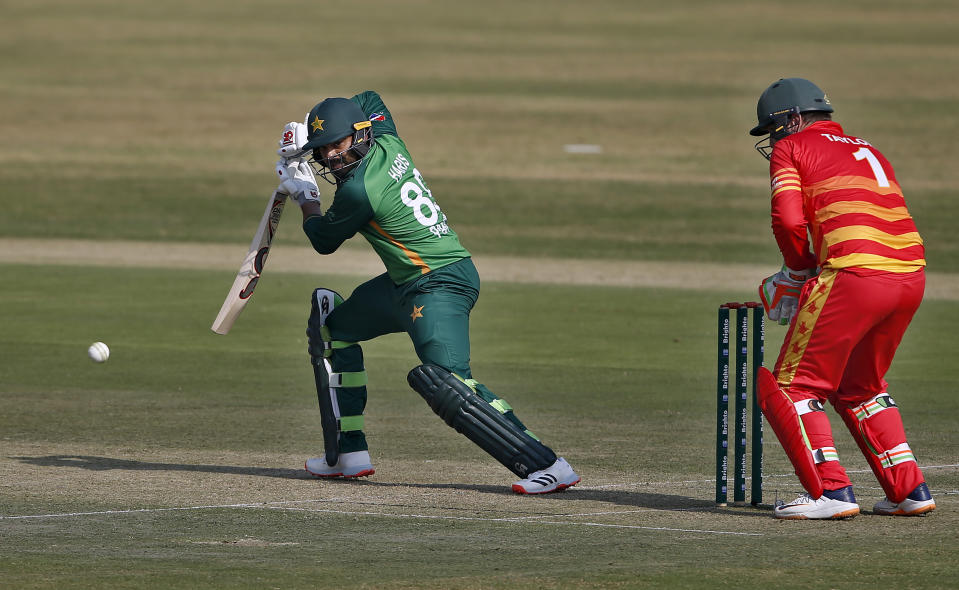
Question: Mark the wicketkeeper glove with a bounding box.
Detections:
[275,158,321,207]
[277,121,309,159]
[759,265,817,325]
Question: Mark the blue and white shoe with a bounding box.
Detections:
[305,450,374,478]
[873,482,936,516]
[774,485,860,520]
[511,457,580,495]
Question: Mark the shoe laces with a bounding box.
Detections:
[786,492,816,506]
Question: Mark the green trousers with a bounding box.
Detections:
[323,257,531,452]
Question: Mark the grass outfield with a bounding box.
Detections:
[3,0,959,588]
[3,1,958,269]
[1,264,958,589]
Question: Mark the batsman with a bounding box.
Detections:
[750,78,935,519]
[273,91,579,494]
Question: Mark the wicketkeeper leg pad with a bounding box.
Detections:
[756,367,830,498]
[407,364,556,478]
[309,288,367,466]
[836,393,924,504]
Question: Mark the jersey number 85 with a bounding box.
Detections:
[401,169,441,226]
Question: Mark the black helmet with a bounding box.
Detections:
[301,98,373,183]
[749,77,833,136]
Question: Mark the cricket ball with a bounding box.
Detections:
[88,342,110,363]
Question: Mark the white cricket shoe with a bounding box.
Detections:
[511,457,580,495]
[305,450,374,478]
[873,482,936,516]
[774,486,860,520]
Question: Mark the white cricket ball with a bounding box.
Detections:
[88,342,110,363]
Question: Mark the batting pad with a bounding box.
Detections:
[407,364,556,478]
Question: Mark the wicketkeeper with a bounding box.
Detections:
[273,91,579,494]
[751,78,935,519]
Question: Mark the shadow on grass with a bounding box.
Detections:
[11,454,771,515]
[11,454,315,480]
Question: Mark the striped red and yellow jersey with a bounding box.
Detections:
[768,121,924,274]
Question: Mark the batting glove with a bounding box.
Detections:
[277,121,309,160]
[276,159,321,207]
[759,265,817,325]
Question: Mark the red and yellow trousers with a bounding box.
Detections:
[772,268,926,503]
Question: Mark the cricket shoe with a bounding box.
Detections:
[774,485,860,520]
[873,482,936,516]
[512,457,580,495]
[305,451,374,478]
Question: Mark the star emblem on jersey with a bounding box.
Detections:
[311,116,324,132]
[411,305,424,322]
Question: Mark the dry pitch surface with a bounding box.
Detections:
[7,442,958,539]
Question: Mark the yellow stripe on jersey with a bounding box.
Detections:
[772,185,801,198]
[815,201,916,224]
[771,167,800,183]
[770,168,801,198]
[368,220,431,275]
[824,225,924,250]
[825,253,926,272]
[771,169,800,185]
[772,172,801,184]
[776,270,837,386]
[803,175,903,200]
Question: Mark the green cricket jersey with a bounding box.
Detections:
[302,91,471,285]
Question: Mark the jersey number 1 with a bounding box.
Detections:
[852,147,890,188]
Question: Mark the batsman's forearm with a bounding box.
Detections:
[302,191,375,255]
[300,201,324,219]
[303,213,368,255]
[303,216,344,254]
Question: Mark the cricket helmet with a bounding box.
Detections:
[301,97,374,183]
[749,78,833,137]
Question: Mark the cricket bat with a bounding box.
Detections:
[211,190,288,334]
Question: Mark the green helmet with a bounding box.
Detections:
[300,97,373,183]
[302,98,368,150]
[749,77,833,137]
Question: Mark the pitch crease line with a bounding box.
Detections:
[0,498,363,520]
[0,503,265,520]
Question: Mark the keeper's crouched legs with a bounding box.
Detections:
[305,288,372,478]
[834,393,928,506]
[407,364,557,478]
